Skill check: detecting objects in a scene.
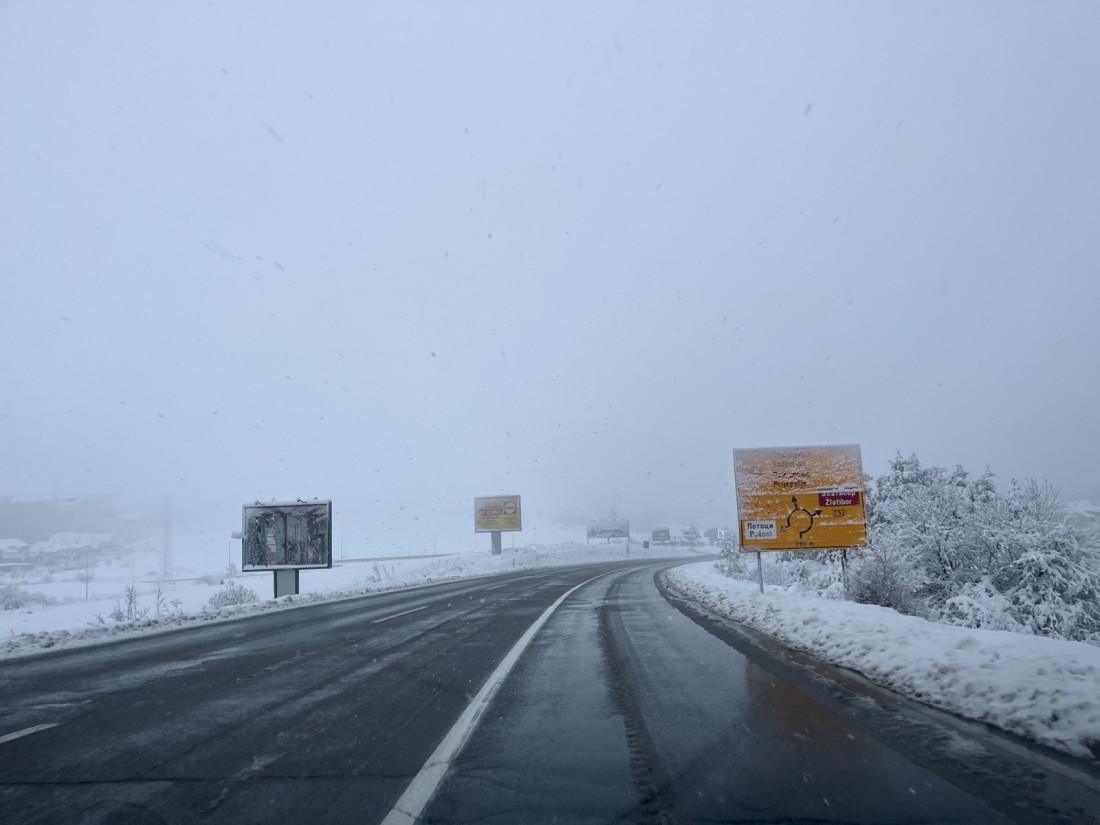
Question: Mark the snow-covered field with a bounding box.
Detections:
[3,538,1098,762]
[662,563,1100,761]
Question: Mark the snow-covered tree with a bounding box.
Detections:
[986,479,1100,641]
[715,533,750,579]
[847,528,928,616]
[867,455,990,603]
[865,458,1100,643]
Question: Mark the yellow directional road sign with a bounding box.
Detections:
[733,445,867,553]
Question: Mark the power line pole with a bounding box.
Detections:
[161,499,173,580]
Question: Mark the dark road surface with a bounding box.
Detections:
[1,559,1098,824]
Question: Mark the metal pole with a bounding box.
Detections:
[756,551,764,593]
[491,531,502,555]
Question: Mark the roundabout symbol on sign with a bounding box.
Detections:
[780,495,822,539]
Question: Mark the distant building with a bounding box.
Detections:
[0,539,30,563]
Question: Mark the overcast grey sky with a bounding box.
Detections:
[2,2,1098,542]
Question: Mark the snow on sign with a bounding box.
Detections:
[474,494,522,532]
[733,445,867,553]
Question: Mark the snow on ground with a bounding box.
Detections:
[662,562,1100,761]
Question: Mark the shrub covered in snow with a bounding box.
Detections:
[870,459,1100,642]
[939,578,1023,633]
[207,581,259,609]
[847,536,928,616]
[0,585,51,611]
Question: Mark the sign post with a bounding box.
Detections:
[475,495,522,555]
[733,445,868,593]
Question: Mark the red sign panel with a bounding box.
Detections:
[818,491,861,508]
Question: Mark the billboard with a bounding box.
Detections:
[242,500,333,570]
[587,520,630,541]
[733,445,867,553]
[474,495,522,532]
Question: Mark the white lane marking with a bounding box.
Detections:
[0,723,59,745]
[380,571,608,825]
[372,605,429,624]
[483,583,508,591]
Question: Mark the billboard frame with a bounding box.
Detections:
[587,520,630,543]
[474,495,522,533]
[242,499,333,572]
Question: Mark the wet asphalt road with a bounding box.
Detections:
[1,558,1098,824]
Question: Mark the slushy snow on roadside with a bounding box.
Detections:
[662,562,1100,761]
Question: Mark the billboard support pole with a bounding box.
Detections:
[274,568,300,598]
[756,551,764,593]
[841,549,849,596]
[491,531,502,555]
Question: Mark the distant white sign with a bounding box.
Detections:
[745,521,777,540]
[587,520,630,540]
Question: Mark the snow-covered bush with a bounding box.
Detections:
[207,581,258,609]
[0,585,50,611]
[867,455,995,602]
[767,551,845,596]
[984,479,1100,641]
[997,548,1100,640]
[714,534,753,580]
[714,540,846,598]
[939,578,1023,632]
[847,533,928,616]
[867,457,1100,644]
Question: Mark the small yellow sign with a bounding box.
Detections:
[474,494,522,533]
[733,445,867,552]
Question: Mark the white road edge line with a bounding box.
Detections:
[372,605,429,624]
[380,570,609,825]
[0,723,59,745]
